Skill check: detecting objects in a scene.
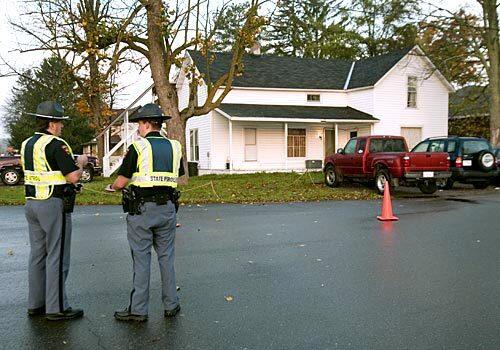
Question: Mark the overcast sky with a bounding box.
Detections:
[0,0,482,139]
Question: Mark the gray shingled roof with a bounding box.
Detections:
[188,48,413,90]
[217,104,377,121]
[347,48,413,89]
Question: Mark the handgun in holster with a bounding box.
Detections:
[122,186,142,215]
[172,189,181,213]
[62,183,82,213]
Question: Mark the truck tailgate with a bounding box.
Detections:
[406,152,449,172]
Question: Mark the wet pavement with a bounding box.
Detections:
[1,190,500,349]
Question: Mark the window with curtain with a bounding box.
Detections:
[189,129,199,161]
[407,76,417,108]
[244,128,257,161]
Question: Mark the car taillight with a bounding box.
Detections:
[455,156,462,168]
[403,155,410,167]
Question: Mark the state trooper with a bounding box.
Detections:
[110,103,185,322]
[21,101,87,321]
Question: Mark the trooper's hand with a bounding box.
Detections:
[76,154,88,167]
[105,184,115,192]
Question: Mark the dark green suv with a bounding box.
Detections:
[412,136,498,189]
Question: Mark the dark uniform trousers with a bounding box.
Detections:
[127,200,179,315]
[25,197,71,314]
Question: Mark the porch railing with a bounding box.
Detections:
[97,84,155,177]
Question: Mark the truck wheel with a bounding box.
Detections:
[1,168,22,186]
[324,164,340,187]
[80,165,94,183]
[418,180,437,194]
[375,168,393,195]
[472,181,490,189]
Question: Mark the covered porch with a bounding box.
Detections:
[210,103,378,173]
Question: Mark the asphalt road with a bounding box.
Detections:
[1,191,500,349]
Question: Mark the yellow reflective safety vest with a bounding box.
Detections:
[21,133,73,200]
[129,136,182,188]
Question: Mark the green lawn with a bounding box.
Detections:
[0,172,380,206]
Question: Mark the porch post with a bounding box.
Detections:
[334,123,339,151]
[124,109,129,152]
[229,119,233,171]
[284,122,288,170]
[370,123,374,135]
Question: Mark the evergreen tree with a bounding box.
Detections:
[349,0,420,57]
[265,0,360,59]
[3,56,95,152]
[213,2,252,52]
[265,0,303,56]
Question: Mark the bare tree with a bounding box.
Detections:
[11,0,143,160]
[124,0,267,176]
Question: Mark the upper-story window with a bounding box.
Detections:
[189,129,199,162]
[407,76,417,108]
[307,94,320,102]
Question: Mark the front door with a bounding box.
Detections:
[324,129,335,156]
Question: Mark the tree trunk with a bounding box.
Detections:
[145,0,189,178]
[88,53,105,162]
[489,82,500,146]
[481,0,500,146]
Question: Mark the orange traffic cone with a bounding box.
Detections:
[377,181,399,221]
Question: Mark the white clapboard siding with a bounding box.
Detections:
[347,88,374,115]
[185,113,212,169]
[211,111,230,170]
[177,78,190,111]
[220,88,348,107]
[372,55,449,140]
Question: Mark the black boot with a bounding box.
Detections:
[27,306,46,316]
[114,309,148,322]
[46,307,84,321]
[164,305,181,317]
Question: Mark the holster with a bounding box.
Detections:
[122,186,142,215]
[62,184,81,213]
[172,189,181,213]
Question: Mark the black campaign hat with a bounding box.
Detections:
[129,103,172,122]
[26,101,69,120]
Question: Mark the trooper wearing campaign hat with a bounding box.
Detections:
[110,103,185,322]
[21,101,87,321]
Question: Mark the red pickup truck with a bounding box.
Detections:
[323,136,451,194]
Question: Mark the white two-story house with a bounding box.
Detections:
[180,45,454,174]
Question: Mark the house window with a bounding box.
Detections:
[307,94,320,102]
[287,129,306,157]
[189,129,199,162]
[407,76,417,108]
[350,131,358,139]
[244,128,257,161]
